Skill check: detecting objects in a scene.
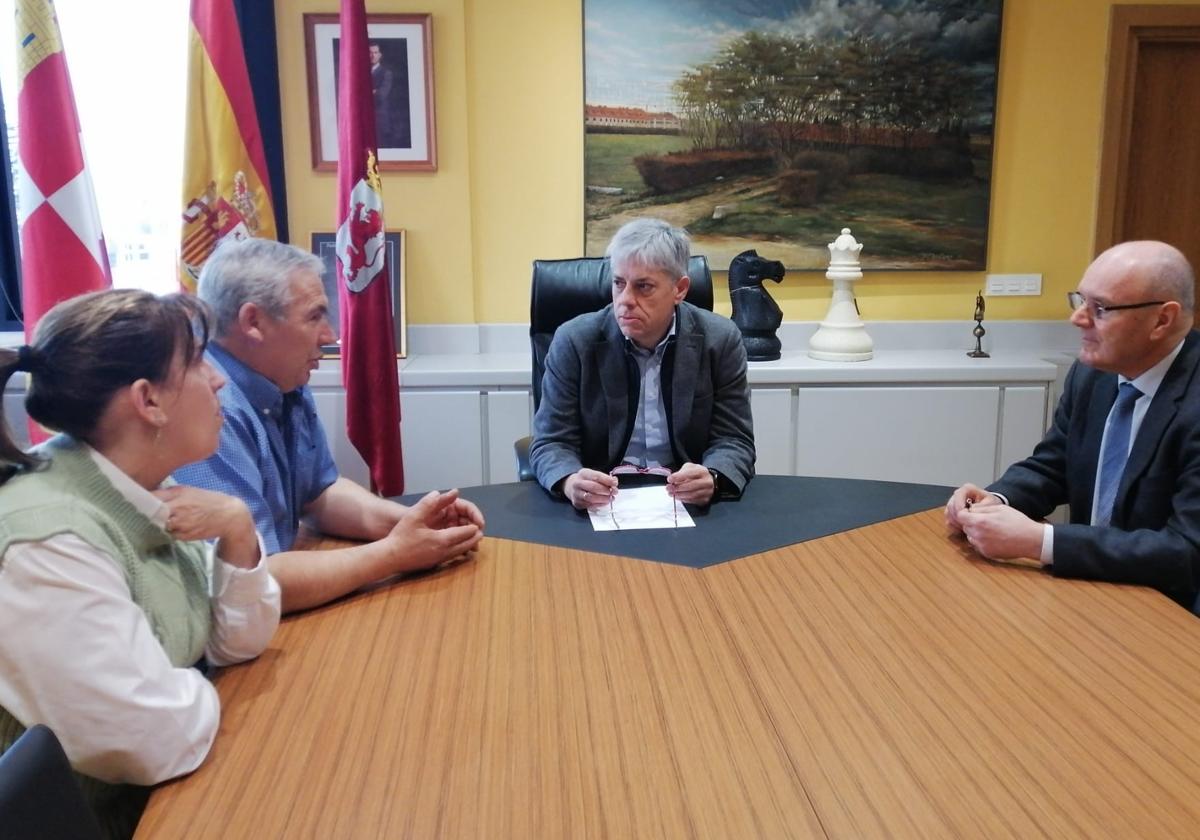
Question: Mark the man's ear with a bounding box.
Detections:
[236,302,268,342]
[1151,301,1182,338]
[127,378,167,428]
[674,274,691,304]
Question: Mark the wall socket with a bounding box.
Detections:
[985,273,1042,296]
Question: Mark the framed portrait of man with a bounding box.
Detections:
[304,13,437,172]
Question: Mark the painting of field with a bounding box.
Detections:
[584,0,1003,271]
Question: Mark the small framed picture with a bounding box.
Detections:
[311,231,408,358]
[304,13,437,172]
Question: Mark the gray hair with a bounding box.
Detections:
[605,218,690,280]
[197,237,325,336]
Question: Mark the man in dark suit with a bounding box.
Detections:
[946,240,1200,610]
[530,218,755,509]
[369,42,395,147]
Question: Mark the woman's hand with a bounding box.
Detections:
[153,485,260,569]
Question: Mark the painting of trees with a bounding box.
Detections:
[584,0,1003,270]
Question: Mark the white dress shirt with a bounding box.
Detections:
[622,314,677,469]
[0,447,280,785]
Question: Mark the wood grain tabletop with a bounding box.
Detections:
[135,509,1200,839]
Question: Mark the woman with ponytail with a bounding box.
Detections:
[0,289,280,838]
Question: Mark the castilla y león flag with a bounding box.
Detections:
[15,0,111,335]
[336,0,404,495]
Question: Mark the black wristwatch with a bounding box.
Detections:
[708,467,722,499]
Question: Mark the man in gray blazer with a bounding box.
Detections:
[945,240,1200,610]
[530,218,755,509]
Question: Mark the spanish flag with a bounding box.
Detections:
[180,0,277,291]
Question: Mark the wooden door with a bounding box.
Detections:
[1096,6,1200,278]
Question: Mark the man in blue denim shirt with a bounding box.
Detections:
[175,239,484,613]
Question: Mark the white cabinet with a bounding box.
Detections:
[743,351,1053,486]
[792,386,999,486]
[998,386,1052,477]
[399,391,485,492]
[1,349,1056,495]
[486,389,533,485]
[751,383,1051,488]
[750,388,793,476]
[310,368,532,494]
[386,379,1049,492]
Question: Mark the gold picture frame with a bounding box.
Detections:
[304,13,437,172]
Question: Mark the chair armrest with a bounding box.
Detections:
[514,436,536,482]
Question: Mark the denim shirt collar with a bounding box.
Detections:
[207,341,290,420]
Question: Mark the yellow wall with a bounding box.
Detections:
[277,0,478,323]
[276,0,1198,325]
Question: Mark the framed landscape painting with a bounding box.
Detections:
[584,0,1004,270]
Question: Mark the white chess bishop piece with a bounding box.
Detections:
[808,227,874,361]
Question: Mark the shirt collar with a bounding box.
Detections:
[624,311,677,357]
[86,444,170,529]
[208,341,288,419]
[1122,336,1186,400]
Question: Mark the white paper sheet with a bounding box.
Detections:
[587,485,695,531]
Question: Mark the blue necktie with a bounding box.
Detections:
[1094,382,1142,527]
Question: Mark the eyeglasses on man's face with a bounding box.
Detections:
[1067,291,1166,320]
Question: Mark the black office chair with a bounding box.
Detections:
[515,255,714,481]
[0,725,102,840]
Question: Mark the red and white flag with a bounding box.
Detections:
[335,0,404,495]
[15,0,111,442]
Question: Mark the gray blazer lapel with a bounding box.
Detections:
[595,338,630,463]
[670,309,703,456]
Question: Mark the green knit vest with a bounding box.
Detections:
[0,436,213,839]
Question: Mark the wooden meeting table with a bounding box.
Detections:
[136,479,1200,838]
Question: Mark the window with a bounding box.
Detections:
[1,0,188,311]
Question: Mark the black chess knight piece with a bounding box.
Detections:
[729,249,786,361]
[968,290,990,358]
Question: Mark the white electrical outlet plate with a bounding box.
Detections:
[985,273,1042,296]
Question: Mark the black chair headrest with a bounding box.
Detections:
[530,255,712,336]
[528,256,713,409]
